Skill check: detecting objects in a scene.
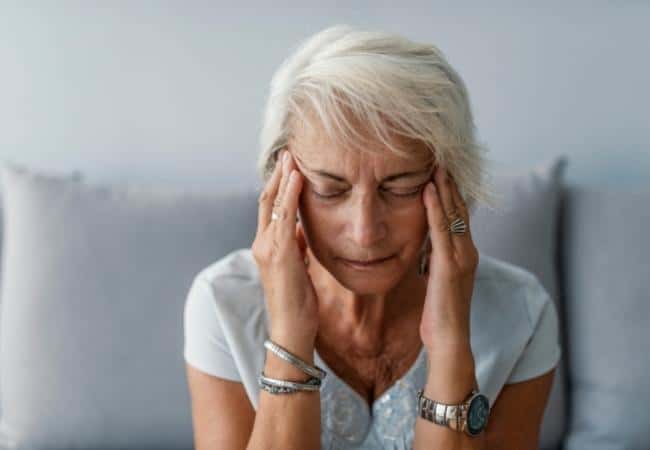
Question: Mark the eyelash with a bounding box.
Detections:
[312,185,425,200]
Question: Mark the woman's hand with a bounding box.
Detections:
[419,165,479,356]
[252,149,319,347]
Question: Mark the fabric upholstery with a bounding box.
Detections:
[560,186,650,450]
[0,162,256,448]
[472,156,568,449]
[0,156,568,448]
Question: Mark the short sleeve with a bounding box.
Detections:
[506,284,562,384]
[183,275,242,382]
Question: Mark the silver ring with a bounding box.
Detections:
[271,207,285,221]
[448,216,467,235]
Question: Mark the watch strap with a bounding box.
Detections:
[417,389,475,434]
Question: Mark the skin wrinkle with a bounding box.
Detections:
[294,152,434,186]
[286,114,438,406]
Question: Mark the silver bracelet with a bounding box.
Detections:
[264,339,327,380]
[417,389,452,426]
[258,372,322,394]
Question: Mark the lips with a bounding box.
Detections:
[341,254,393,265]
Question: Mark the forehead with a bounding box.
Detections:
[287,113,433,168]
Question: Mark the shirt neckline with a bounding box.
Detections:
[314,344,427,415]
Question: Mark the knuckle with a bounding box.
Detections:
[258,189,269,203]
[461,250,479,272]
[251,241,268,262]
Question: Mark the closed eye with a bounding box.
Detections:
[313,184,425,199]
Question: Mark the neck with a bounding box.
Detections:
[307,248,427,353]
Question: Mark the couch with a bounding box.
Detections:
[0,155,647,449]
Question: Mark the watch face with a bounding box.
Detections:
[466,394,490,436]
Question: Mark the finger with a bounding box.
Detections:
[423,181,453,261]
[434,164,457,224]
[449,174,470,226]
[275,167,303,243]
[275,149,292,214]
[448,176,475,257]
[257,150,284,237]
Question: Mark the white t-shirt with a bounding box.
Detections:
[183,247,562,450]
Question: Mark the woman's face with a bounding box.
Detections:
[288,119,435,296]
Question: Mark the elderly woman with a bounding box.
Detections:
[184,25,561,450]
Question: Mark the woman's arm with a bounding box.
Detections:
[414,166,487,449]
[247,150,322,449]
[246,331,321,450]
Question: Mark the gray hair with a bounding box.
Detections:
[257,24,499,213]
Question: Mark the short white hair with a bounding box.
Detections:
[257,24,498,213]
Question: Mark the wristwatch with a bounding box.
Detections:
[416,388,490,437]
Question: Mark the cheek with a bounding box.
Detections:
[297,200,336,242]
[392,202,428,229]
[392,209,429,251]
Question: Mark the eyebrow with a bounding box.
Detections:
[294,154,433,183]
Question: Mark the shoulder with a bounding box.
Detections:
[191,247,266,321]
[473,252,552,330]
[195,247,259,285]
[475,251,542,290]
[470,252,560,404]
[183,247,268,397]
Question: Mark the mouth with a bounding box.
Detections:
[339,254,395,269]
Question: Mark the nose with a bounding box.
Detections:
[348,191,388,249]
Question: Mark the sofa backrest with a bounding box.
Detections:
[0,158,571,449]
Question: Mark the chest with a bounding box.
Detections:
[315,337,423,408]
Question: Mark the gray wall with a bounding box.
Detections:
[1,1,648,194]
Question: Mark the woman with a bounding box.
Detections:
[184,25,561,450]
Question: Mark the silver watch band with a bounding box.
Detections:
[417,389,472,433]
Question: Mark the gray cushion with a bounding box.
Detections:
[0,168,81,426]
[0,162,257,448]
[472,156,568,450]
[561,186,650,449]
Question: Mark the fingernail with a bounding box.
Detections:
[283,151,289,163]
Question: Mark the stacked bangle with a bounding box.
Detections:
[258,372,321,393]
[258,338,327,395]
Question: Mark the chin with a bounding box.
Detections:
[330,258,405,294]
[334,275,397,297]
